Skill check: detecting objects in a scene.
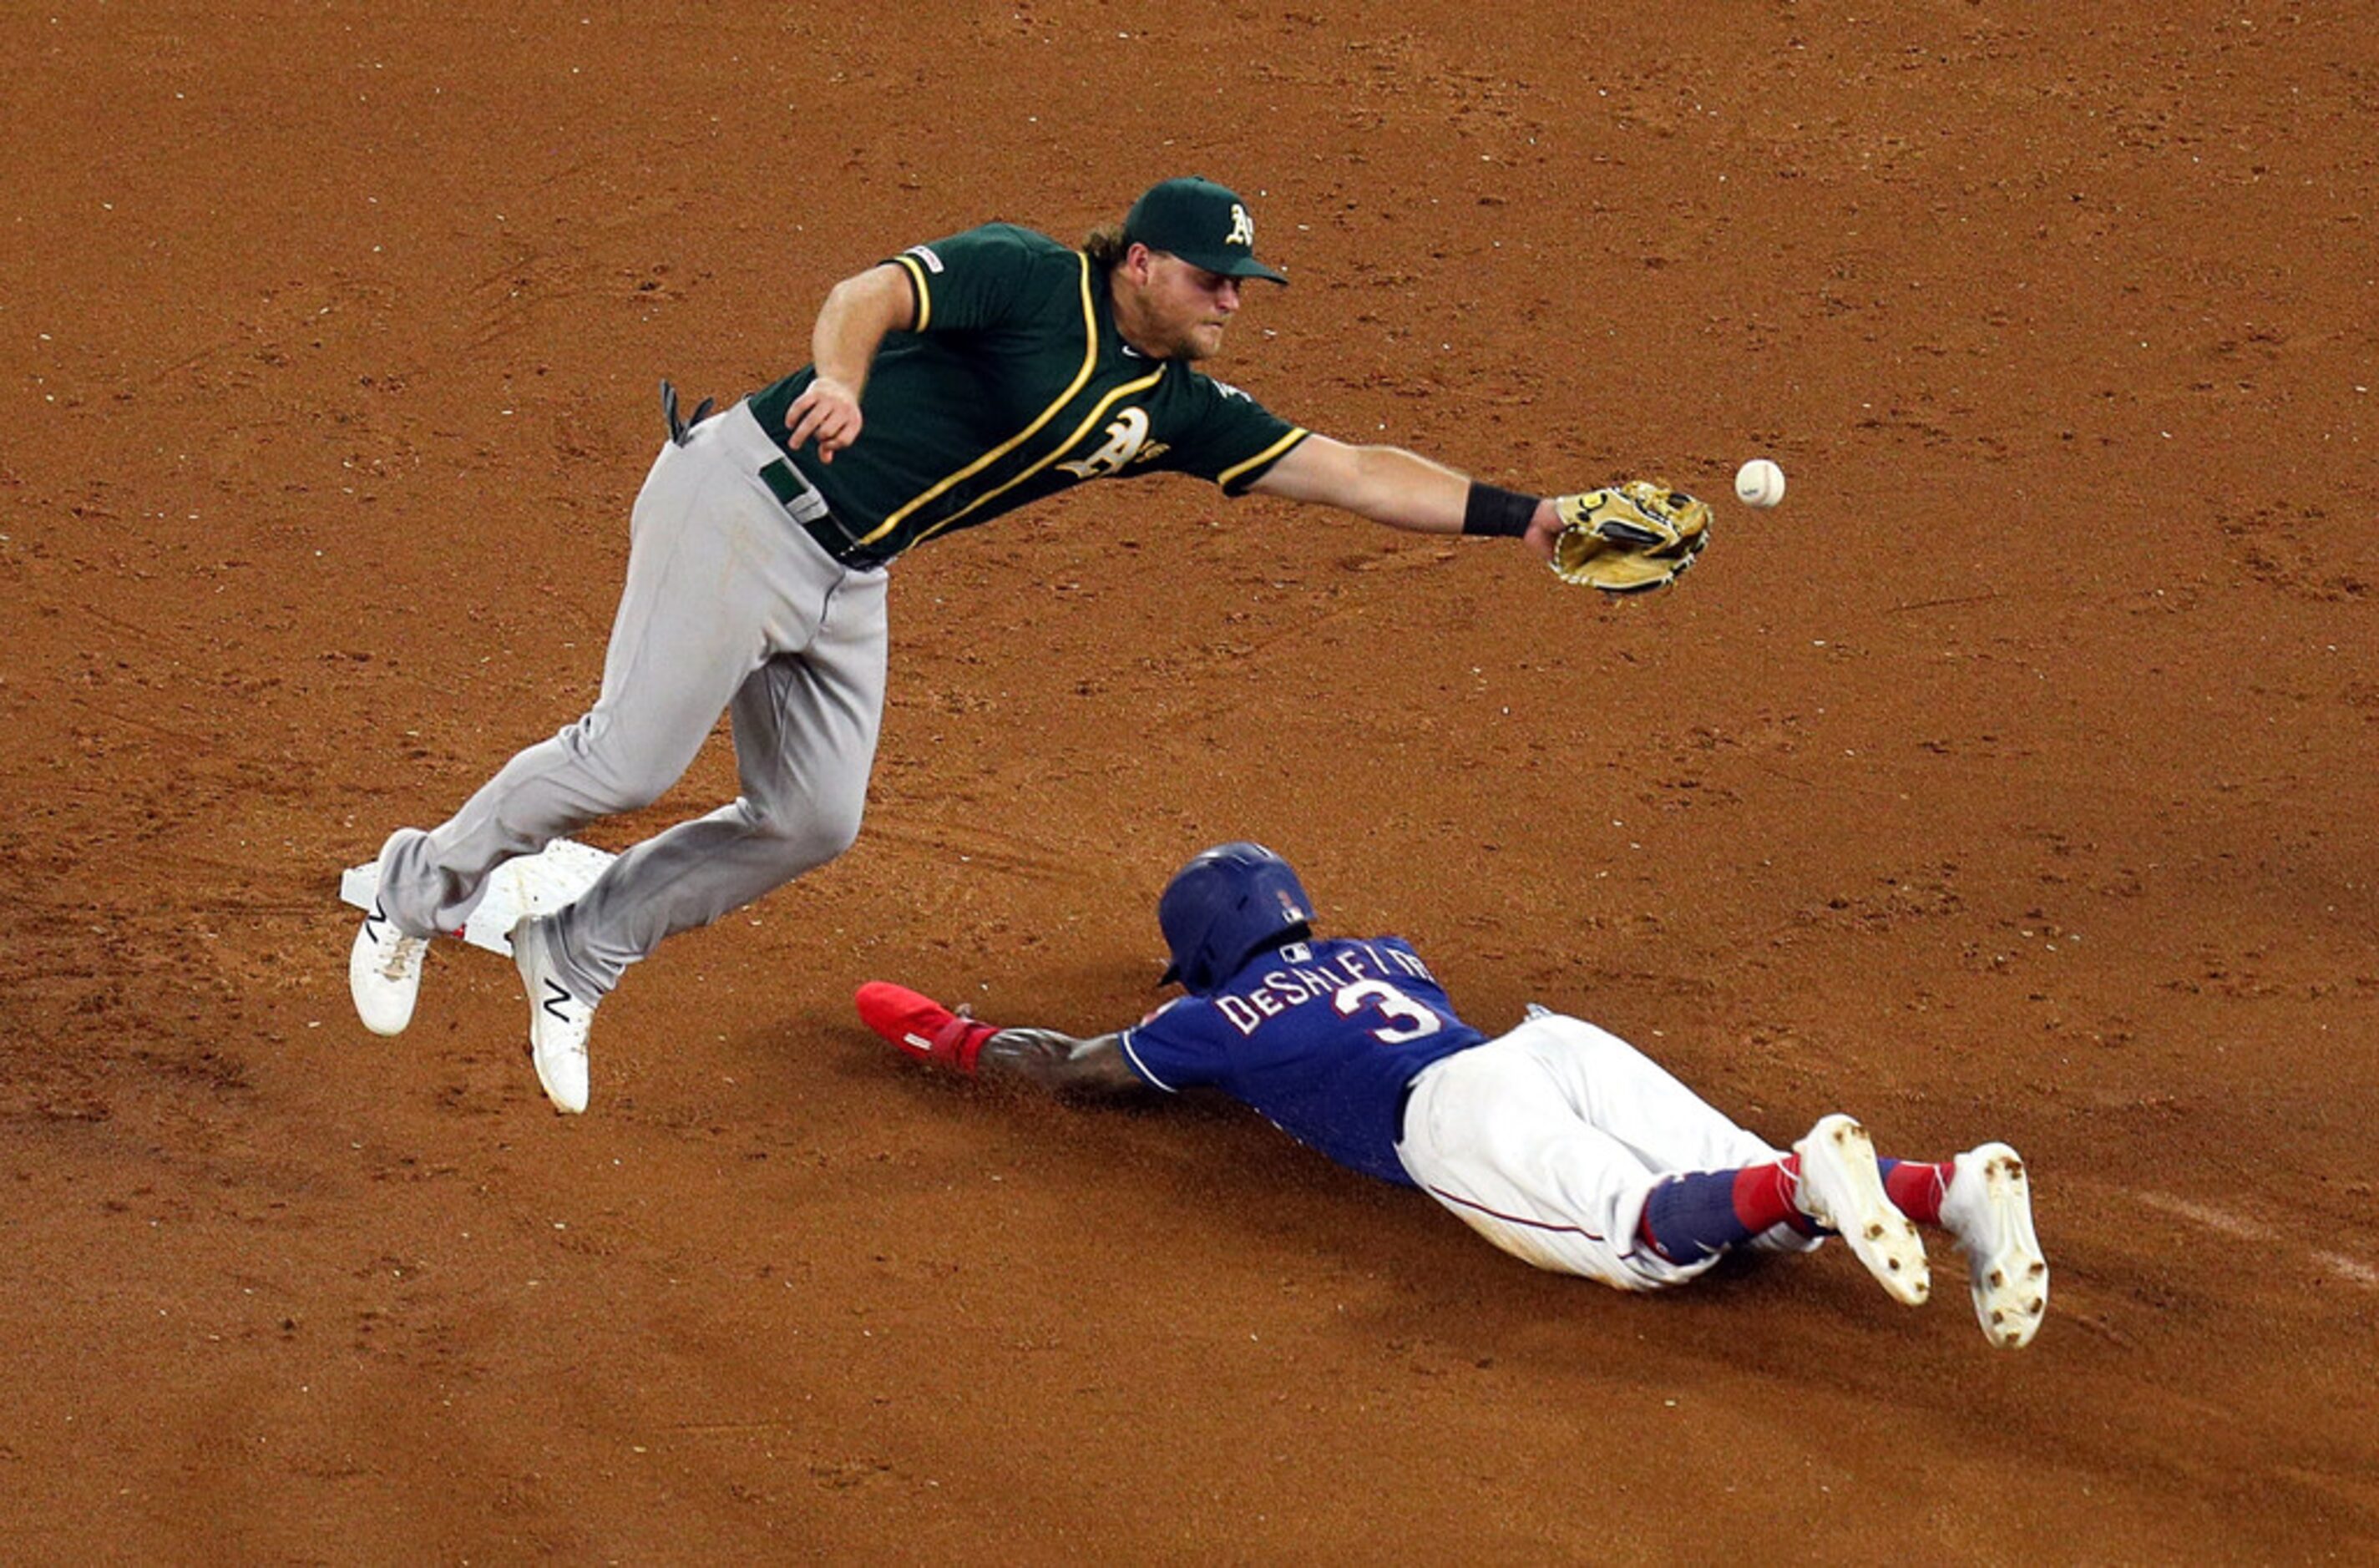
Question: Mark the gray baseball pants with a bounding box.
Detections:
[374,399,888,1000]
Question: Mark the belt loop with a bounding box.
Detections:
[759,454,873,568]
[758,457,810,513]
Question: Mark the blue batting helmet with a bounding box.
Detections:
[1157,842,1314,994]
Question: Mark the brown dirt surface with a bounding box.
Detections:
[6,2,2375,1560]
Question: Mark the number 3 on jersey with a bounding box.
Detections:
[1334,979,1444,1044]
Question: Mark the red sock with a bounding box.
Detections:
[1734,1154,1821,1238]
[1882,1159,1953,1226]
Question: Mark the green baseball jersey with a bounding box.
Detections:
[747,223,1309,565]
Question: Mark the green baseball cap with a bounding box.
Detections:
[1123,176,1289,284]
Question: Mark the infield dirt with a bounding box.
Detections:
[3,3,2373,1560]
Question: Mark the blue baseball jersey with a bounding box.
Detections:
[1118,936,1487,1185]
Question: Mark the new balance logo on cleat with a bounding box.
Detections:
[350,898,429,1037]
[511,916,595,1115]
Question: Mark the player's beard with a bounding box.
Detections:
[1173,320,1228,361]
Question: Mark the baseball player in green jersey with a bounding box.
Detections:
[350,177,1612,1115]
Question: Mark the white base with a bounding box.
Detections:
[339,839,617,956]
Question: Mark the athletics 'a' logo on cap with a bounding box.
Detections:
[1227,203,1255,248]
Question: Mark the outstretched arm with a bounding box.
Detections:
[1248,433,1565,563]
[784,262,917,463]
[855,983,1152,1100]
[975,1027,1149,1100]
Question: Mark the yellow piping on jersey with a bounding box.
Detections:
[1220,427,1310,490]
[856,252,1099,548]
[909,366,1167,548]
[890,253,934,333]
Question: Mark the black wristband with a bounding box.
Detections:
[1462,482,1540,538]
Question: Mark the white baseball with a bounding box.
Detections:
[1734,458,1786,508]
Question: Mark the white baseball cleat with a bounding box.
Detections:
[510,917,595,1115]
[1794,1114,1931,1307]
[349,898,429,1037]
[1941,1142,2048,1349]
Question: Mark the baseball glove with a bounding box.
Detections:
[1548,481,1712,593]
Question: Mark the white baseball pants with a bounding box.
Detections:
[1395,1010,1810,1290]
